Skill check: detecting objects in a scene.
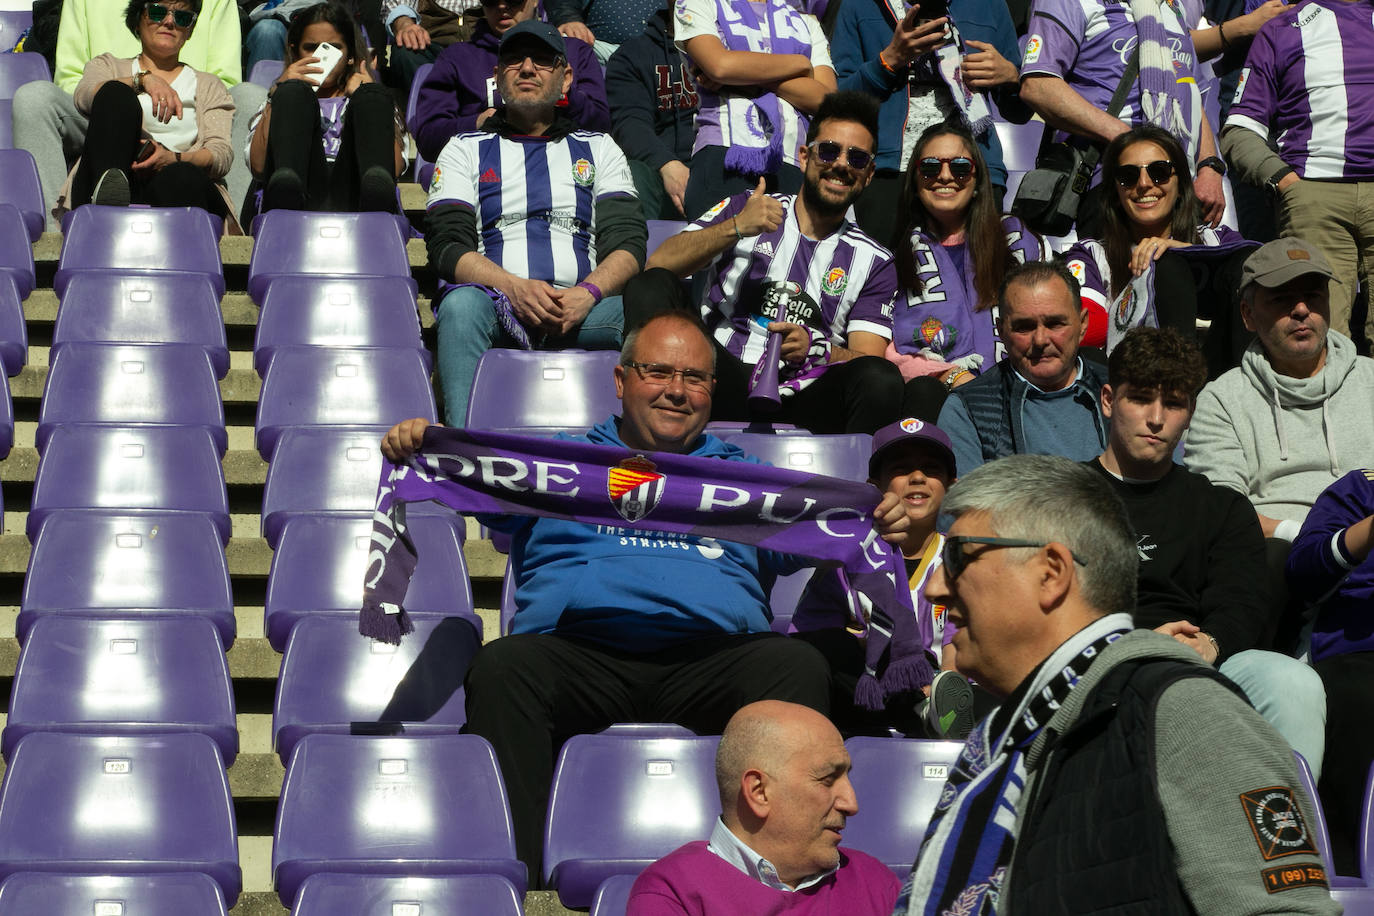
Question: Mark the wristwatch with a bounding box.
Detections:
[133,69,149,93]
[1266,166,1296,191]
[1198,155,1227,176]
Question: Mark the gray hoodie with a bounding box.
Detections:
[1184,330,1374,522]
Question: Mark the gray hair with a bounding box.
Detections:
[942,454,1137,616]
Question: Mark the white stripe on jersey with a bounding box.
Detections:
[1299,10,1348,180]
[493,138,532,283]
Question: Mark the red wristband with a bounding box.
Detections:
[576,281,603,303]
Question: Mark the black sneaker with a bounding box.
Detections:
[93,168,130,207]
[926,670,976,740]
[263,167,305,212]
[359,165,396,212]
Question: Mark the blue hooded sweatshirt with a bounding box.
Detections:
[486,417,807,652]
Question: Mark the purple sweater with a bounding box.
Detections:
[1286,468,1374,662]
[628,842,900,915]
[411,20,611,162]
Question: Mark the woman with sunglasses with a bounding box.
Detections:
[64,0,234,216]
[888,121,1047,419]
[245,2,405,217]
[1063,125,1256,375]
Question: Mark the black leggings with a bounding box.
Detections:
[70,80,224,213]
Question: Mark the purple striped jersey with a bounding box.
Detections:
[1227,0,1374,181]
[427,129,638,287]
[688,192,898,365]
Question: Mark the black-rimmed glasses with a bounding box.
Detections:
[941,535,1087,581]
[145,3,196,28]
[808,140,873,171]
[623,361,715,392]
[1114,160,1175,188]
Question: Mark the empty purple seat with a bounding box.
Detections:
[646,220,687,260]
[54,274,228,377]
[0,203,35,299]
[20,512,235,647]
[247,58,284,86]
[253,276,426,376]
[273,615,479,763]
[0,149,44,243]
[993,119,1042,173]
[544,733,719,907]
[716,431,873,482]
[36,342,226,454]
[29,425,229,543]
[0,54,49,150]
[293,873,521,916]
[272,734,525,906]
[54,206,225,298]
[264,513,474,650]
[406,63,434,186]
[255,347,435,459]
[247,211,415,303]
[0,733,240,904]
[0,872,229,914]
[0,9,34,42]
[3,617,236,763]
[840,737,963,877]
[0,274,25,377]
[467,349,620,432]
[590,873,637,916]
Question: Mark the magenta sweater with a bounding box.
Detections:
[628,842,901,915]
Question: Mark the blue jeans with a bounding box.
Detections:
[244,19,289,83]
[435,285,624,426]
[1220,649,1327,779]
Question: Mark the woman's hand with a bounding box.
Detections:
[130,140,178,173]
[343,56,373,96]
[279,54,324,87]
[141,73,183,123]
[1129,236,1188,275]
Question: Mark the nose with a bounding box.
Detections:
[1135,168,1154,192]
[925,561,951,604]
[1144,401,1164,426]
[835,775,859,816]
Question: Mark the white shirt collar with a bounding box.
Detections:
[706,817,838,892]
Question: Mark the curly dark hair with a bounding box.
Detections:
[1107,325,1207,399]
[804,91,881,148]
[124,0,202,38]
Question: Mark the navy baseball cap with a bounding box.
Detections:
[868,417,957,480]
[498,20,567,57]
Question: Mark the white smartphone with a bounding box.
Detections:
[311,41,344,92]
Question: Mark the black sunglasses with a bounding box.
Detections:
[918,156,975,181]
[497,50,565,71]
[1114,159,1175,188]
[941,535,1087,581]
[808,140,873,171]
[145,3,196,27]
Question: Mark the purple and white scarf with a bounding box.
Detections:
[1131,0,1198,160]
[880,0,993,140]
[359,426,931,709]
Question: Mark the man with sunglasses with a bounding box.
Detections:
[627,90,905,436]
[898,454,1338,915]
[425,20,643,426]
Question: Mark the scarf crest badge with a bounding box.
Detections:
[608,456,666,523]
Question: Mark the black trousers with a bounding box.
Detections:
[462,631,830,884]
[70,80,223,214]
[623,267,905,434]
[263,79,398,212]
[684,143,802,223]
[1314,651,1374,876]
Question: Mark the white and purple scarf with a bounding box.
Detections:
[358,426,934,709]
[881,0,993,140]
[1131,0,1199,161]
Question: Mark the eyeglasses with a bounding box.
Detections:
[622,361,715,392]
[1114,160,1175,188]
[497,50,565,71]
[808,140,873,171]
[940,535,1087,581]
[918,156,975,182]
[145,3,196,28]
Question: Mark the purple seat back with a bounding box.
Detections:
[993,119,1043,173]
[645,220,687,260]
[20,512,235,647]
[0,732,240,904]
[272,734,525,906]
[0,273,25,377]
[717,431,873,483]
[0,148,45,242]
[29,425,230,543]
[1295,750,1338,876]
[467,349,620,431]
[293,873,522,915]
[3,617,237,763]
[273,615,479,763]
[0,202,35,299]
[406,63,434,185]
[590,873,637,916]
[253,276,426,376]
[54,274,228,377]
[254,347,436,459]
[0,872,228,914]
[247,211,415,303]
[248,58,284,86]
[36,342,226,454]
[0,50,46,98]
[839,737,963,876]
[0,9,34,43]
[54,206,225,298]
[263,513,474,650]
[543,733,720,907]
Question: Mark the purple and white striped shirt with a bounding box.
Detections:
[688,191,898,365]
[1227,0,1374,181]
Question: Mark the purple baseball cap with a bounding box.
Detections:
[868,417,957,480]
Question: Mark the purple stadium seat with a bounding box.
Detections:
[0,148,45,242]
[28,425,230,543]
[54,274,228,377]
[263,513,473,650]
[0,203,35,299]
[254,346,436,459]
[0,54,49,149]
[273,615,479,763]
[406,63,434,187]
[646,220,687,260]
[247,58,284,87]
[0,9,34,42]
[1004,169,1026,206]
[292,873,522,916]
[467,349,620,432]
[54,206,224,298]
[253,276,427,376]
[590,873,637,916]
[35,342,226,454]
[272,734,526,905]
[840,737,963,877]
[20,512,234,647]
[2,617,236,763]
[993,119,1043,173]
[246,210,415,303]
[715,431,873,482]
[0,872,229,915]
[543,733,720,907]
[0,369,14,458]
[0,274,25,377]
[0,733,240,904]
